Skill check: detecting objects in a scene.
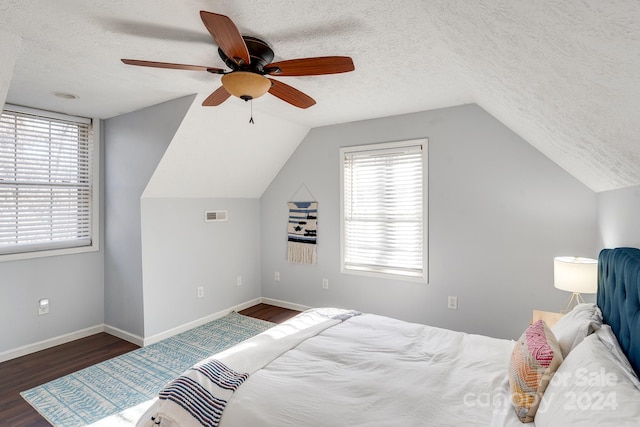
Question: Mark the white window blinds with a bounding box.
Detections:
[341,140,426,279]
[0,107,93,255]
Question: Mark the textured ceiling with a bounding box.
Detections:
[2,0,640,193]
[423,1,640,192]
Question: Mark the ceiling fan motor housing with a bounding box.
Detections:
[218,36,274,73]
[218,36,276,100]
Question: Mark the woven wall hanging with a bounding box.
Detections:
[287,201,317,264]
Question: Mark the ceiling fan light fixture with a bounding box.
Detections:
[221,71,271,100]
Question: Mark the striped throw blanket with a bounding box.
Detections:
[155,360,248,427]
[138,309,360,427]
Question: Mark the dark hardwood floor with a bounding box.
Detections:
[0,304,299,427]
[0,333,139,427]
[238,303,300,324]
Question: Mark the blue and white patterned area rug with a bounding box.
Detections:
[21,312,274,427]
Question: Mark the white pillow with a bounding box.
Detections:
[535,328,640,427]
[594,325,640,386]
[551,303,602,358]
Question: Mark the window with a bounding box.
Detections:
[340,139,427,281]
[0,105,97,258]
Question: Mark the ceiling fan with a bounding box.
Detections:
[121,11,355,109]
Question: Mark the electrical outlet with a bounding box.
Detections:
[38,298,49,315]
[236,276,242,287]
[447,296,458,310]
[197,286,204,299]
[322,278,329,290]
[275,271,280,281]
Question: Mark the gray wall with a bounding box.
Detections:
[140,198,262,337]
[104,95,194,338]
[0,252,105,354]
[597,184,640,249]
[0,124,105,355]
[260,104,598,340]
[2,100,607,356]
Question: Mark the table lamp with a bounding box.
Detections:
[554,256,597,313]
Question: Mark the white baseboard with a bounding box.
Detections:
[142,297,263,347]
[0,297,307,362]
[260,297,312,312]
[140,297,310,346]
[103,324,144,347]
[235,297,265,313]
[0,324,104,363]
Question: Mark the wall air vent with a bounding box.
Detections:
[205,210,228,222]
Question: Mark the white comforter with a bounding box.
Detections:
[139,309,524,427]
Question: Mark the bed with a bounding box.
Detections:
[138,247,640,426]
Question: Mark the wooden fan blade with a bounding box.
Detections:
[202,86,231,106]
[268,79,316,109]
[266,56,354,76]
[121,59,224,73]
[200,11,250,66]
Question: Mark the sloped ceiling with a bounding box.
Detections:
[0,30,20,108]
[142,94,309,199]
[423,1,640,192]
[2,0,640,194]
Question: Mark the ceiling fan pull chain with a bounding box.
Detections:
[249,99,255,124]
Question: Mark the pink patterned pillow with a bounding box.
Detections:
[509,320,563,422]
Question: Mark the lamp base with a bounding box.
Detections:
[559,292,586,314]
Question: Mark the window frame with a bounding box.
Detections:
[339,138,428,283]
[0,104,99,262]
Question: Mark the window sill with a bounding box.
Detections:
[0,244,99,263]
[341,266,428,284]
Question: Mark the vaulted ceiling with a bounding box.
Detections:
[2,0,639,195]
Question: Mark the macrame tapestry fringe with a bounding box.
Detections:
[287,201,318,265]
[288,241,317,265]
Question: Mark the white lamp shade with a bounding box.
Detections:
[554,256,598,294]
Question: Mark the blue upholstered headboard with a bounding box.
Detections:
[597,247,640,376]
